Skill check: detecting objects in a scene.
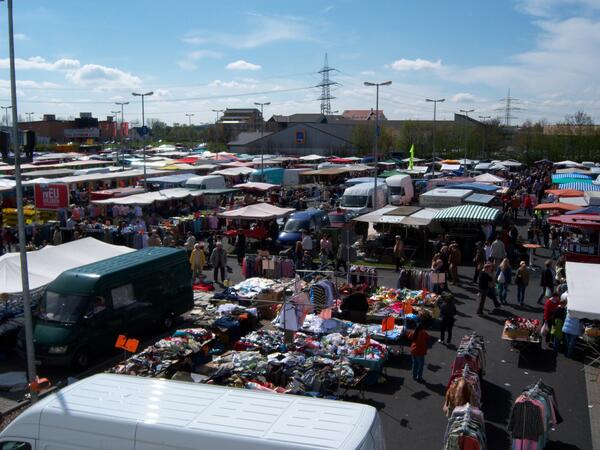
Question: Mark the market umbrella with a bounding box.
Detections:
[219,203,294,220]
[534,203,581,212]
[544,189,585,198]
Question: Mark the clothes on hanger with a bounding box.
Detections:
[396,267,435,291]
[507,381,561,450]
[443,403,487,450]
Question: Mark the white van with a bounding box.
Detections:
[185,174,226,189]
[340,182,388,216]
[0,374,385,450]
[385,174,414,206]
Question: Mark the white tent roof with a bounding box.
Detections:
[566,261,600,320]
[400,208,439,226]
[299,154,327,161]
[92,188,204,205]
[474,173,505,183]
[554,160,582,167]
[500,159,522,167]
[440,164,461,171]
[233,182,279,191]
[211,167,255,176]
[219,203,294,220]
[0,238,134,294]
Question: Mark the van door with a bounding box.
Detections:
[110,282,155,334]
[81,295,120,351]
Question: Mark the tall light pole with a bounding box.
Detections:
[426,98,445,176]
[364,81,392,210]
[131,91,153,191]
[25,112,34,122]
[459,108,474,165]
[185,113,194,126]
[6,0,37,401]
[478,115,491,159]
[254,101,270,178]
[115,101,129,169]
[211,109,224,161]
[1,105,12,126]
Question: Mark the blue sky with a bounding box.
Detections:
[1,0,600,125]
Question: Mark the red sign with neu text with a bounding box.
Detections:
[34,183,69,210]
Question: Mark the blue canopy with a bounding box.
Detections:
[447,182,499,193]
[558,182,600,192]
[565,206,600,215]
[552,173,592,182]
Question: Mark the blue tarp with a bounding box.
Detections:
[447,182,499,193]
[559,182,600,191]
[565,206,600,215]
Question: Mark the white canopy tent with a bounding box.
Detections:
[299,154,327,162]
[92,188,205,205]
[211,167,255,177]
[219,203,294,220]
[0,238,134,294]
[233,182,279,191]
[474,173,505,184]
[565,261,600,320]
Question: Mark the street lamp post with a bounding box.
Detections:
[211,109,224,161]
[364,81,392,210]
[115,101,129,170]
[459,108,474,165]
[185,113,194,126]
[25,112,34,122]
[426,98,445,176]
[478,115,491,159]
[6,0,37,402]
[1,105,12,126]
[131,92,153,191]
[254,101,270,179]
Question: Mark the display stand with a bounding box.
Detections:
[523,243,543,270]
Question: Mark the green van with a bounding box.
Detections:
[17,247,193,370]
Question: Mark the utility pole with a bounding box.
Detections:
[426,98,445,176]
[7,0,38,402]
[131,92,153,191]
[211,109,224,161]
[459,108,474,165]
[185,113,194,126]
[364,81,392,210]
[115,101,129,170]
[1,105,12,126]
[254,102,270,179]
[478,115,491,159]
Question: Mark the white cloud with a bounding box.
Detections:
[66,64,141,88]
[209,80,250,89]
[226,60,261,71]
[14,33,28,41]
[517,0,600,17]
[389,58,442,71]
[177,49,222,71]
[360,70,376,76]
[321,5,334,14]
[182,13,314,49]
[0,56,80,71]
[451,93,477,103]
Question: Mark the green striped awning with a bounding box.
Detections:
[433,204,500,223]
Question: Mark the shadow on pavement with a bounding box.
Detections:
[481,379,513,424]
[517,348,557,373]
[485,422,512,450]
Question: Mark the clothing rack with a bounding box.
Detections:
[443,402,487,450]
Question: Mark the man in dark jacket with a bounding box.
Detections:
[477,263,500,315]
[340,291,369,324]
[537,259,555,304]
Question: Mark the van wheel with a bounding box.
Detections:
[72,348,90,372]
[161,312,175,330]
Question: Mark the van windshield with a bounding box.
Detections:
[389,186,405,196]
[284,218,309,232]
[341,195,368,208]
[39,291,90,324]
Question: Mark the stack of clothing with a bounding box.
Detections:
[443,404,487,450]
[508,381,562,450]
[444,365,481,416]
[451,334,487,377]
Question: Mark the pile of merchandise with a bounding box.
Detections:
[507,380,562,449]
[503,317,541,340]
[442,333,487,450]
[367,287,440,321]
[226,277,281,300]
[107,328,213,377]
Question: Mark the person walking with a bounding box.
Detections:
[209,241,227,284]
[490,234,506,265]
[189,243,206,281]
[184,231,196,258]
[477,263,500,315]
[472,241,486,284]
[515,261,530,306]
[235,230,246,265]
[448,242,462,285]
[335,242,349,273]
[320,234,333,262]
[550,299,567,352]
[562,308,584,358]
[393,235,405,272]
[538,260,555,304]
[294,241,304,269]
[496,258,512,305]
[542,293,561,345]
[408,322,429,382]
[439,296,457,345]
